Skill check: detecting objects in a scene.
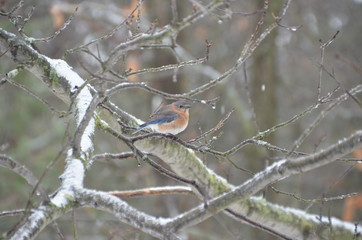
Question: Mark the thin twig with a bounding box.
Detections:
[188,0,209,15]
[305,163,358,212]
[225,156,254,175]
[209,101,320,157]
[16,5,35,36]
[0,209,28,217]
[288,84,362,155]
[232,8,267,17]
[170,0,178,25]
[109,186,193,198]
[103,0,223,71]
[0,0,24,16]
[185,0,292,97]
[0,155,47,199]
[4,73,67,117]
[104,81,218,107]
[187,109,234,143]
[67,4,141,54]
[318,30,340,99]
[225,209,293,240]
[92,152,135,161]
[271,187,359,203]
[125,57,207,77]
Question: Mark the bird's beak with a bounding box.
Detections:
[184,103,192,109]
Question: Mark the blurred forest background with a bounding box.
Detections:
[1,0,362,239]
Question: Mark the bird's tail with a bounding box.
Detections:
[132,123,148,135]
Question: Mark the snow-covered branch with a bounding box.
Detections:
[76,189,179,240]
[135,130,362,239]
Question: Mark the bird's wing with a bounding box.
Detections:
[146,110,179,125]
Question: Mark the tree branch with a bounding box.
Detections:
[0,155,47,200]
[134,130,362,239]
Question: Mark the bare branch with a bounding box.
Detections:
[30,7,78,43]
[92,152,135,161]
[163,131,362,235]
[0,209,28,217]
[103,0,224,72]
[3,71,67,116]
[187,108,234,144]
[0,0,24,16]
[67,3,142,54]
[184,0,292,97]
[0,155,47,199]
[125,57,207,77]
[272,187,359,203]
[289,84,362,155]
[318,30,340,99]
[77,189,180,240]
[108,186,193,198]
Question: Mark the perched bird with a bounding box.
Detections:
[133,100,191,135]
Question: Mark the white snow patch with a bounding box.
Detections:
[158,216,171,225]
[186,147,195,155]
[273,203,359,233]
[99,119,110,128]
[81,119,95,153]
[50,189,73,208]
[10,207,46,240]
[51,159,84,207]
[7,68,20,78]
[45,57,85,95]
[253,159,287,179]
[45,57,95,153]
[28,208,45,231]
[247,196,360,235]
[134,117,145,125]
[149,186,192,192]
[61,158,85,188]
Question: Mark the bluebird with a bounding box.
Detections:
[133,100,191,135]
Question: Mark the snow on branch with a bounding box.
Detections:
[46,57,95,156]
[76,188,178,240]
[135,129,362,239]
